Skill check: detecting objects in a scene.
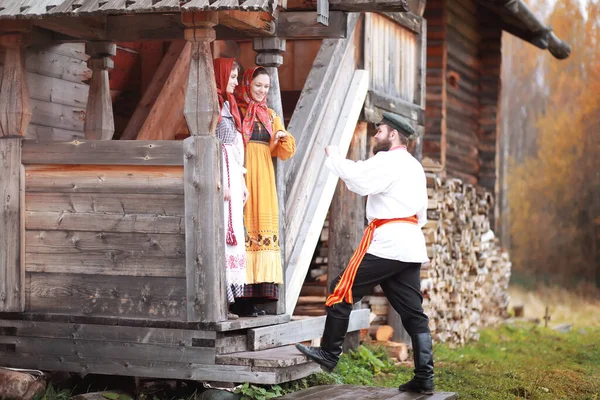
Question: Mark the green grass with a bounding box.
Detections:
[309,323,600,400]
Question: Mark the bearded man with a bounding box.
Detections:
[295,112,435,394]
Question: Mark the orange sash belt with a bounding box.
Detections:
[325,215,418,307]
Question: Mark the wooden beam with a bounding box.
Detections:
[21,140,185,166]
[129,42,190,141]
[277,11,347,39]
[365,90,425,125]
[0,34,32,137]
[182,12,219,136]
[218,10,276,36]
[84,41,115,140]
[0,138,24,312]
[35,16,107,41]
[183,136,227,323]
[286,0,409,11]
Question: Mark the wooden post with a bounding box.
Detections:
[181,12,226,323]
[0,33,29,312]
[254,37,287,315]
[84,41,116,140]
[327,122,367,292]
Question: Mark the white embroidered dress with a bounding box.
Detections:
[216,101,247,303]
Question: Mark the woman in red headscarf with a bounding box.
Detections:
[234,66,295,316]
[213,58,247,320]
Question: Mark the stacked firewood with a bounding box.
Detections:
[418,158,511,344]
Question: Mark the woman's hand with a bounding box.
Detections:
[274,130,287,144]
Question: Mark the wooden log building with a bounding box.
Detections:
[0,0,569,385]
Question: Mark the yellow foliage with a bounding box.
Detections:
[507,0,599,282]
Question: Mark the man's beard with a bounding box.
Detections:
[373,138,392,154]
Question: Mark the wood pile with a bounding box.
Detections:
[296,158,512,346]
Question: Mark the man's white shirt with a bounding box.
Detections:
[325,147,429,263]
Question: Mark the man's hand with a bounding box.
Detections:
[224,187,231,202]
[325,145,339,156]
[242,186,249,205]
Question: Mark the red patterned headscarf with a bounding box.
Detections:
[234,66,273,145]
[213,58,242,132]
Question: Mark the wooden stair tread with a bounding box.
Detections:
[216,345,310,368]
[214,314,290,332]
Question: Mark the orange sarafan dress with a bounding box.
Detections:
[236,67,296,300]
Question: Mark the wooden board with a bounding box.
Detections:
[217,345,308,368]
[25,192,184,216]
[25,165,184,194]
[248,309,370,351]
[25,211,185,234]
[0,335,215,364]
[0,353,321,385]
[0,138,24,312]
[21,140,185,166]
[214,314,291,332]
[0,319,215,346]
[183,136,226,323]
[26,272,187,321]
[279,385,458,399]
[26,125,85,141]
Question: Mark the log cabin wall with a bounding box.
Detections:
[0,44,90,141]
[423,0,502,194]
[444,0,481,185]
[21,144,187,320]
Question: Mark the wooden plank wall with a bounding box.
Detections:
[477,6,502,194]
[444,0,480,185]
[23,164,187,320]
[423,0,448,165]
[0,44,90,140]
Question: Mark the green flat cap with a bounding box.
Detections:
[376,112,415,138]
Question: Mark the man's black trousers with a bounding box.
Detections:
[327,253,430,336]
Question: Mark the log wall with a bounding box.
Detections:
[0,44,90,140]
[423,0,502,192]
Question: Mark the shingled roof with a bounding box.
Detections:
[0,0,278,19]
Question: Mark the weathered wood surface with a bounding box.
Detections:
[214,314,290,332]
[121,41,187,140]
[0,352,321,385]
[279,385,458,399]
[0,138,24,311]
[248,308,370,351]
[183,136,226,323]
[136,42,191,141]
[0,319,216,345]
[21,140,185,165]
[25,231,185,277]
[25,125,84,141]
[183,13,219,136]
[26,272,187,320]
[0,335,215,364]
[285,66,369,313]
[84,42,115,140]
[29,99,85,132]
[327,122,367,291]
[25,192,184,215]
[25,165,184,194]
[25,211,185,234]
[217,345,308,368]
[0,35,31,137]
[277,11,347,39]
[215,332,248,355]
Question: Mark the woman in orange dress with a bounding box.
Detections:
[234,66,295,316]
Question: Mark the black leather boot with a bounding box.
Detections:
[398,332,435,394]
[295,315,349,372]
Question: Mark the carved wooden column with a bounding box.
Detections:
[254,37,287,315]
[84,42,116,140]
[181,12,226,323]
[0,32,30,312]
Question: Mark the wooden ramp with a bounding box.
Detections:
[280,385,458,399]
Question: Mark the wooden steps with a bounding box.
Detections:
[0,310,370,385]
[279,385,459,399]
